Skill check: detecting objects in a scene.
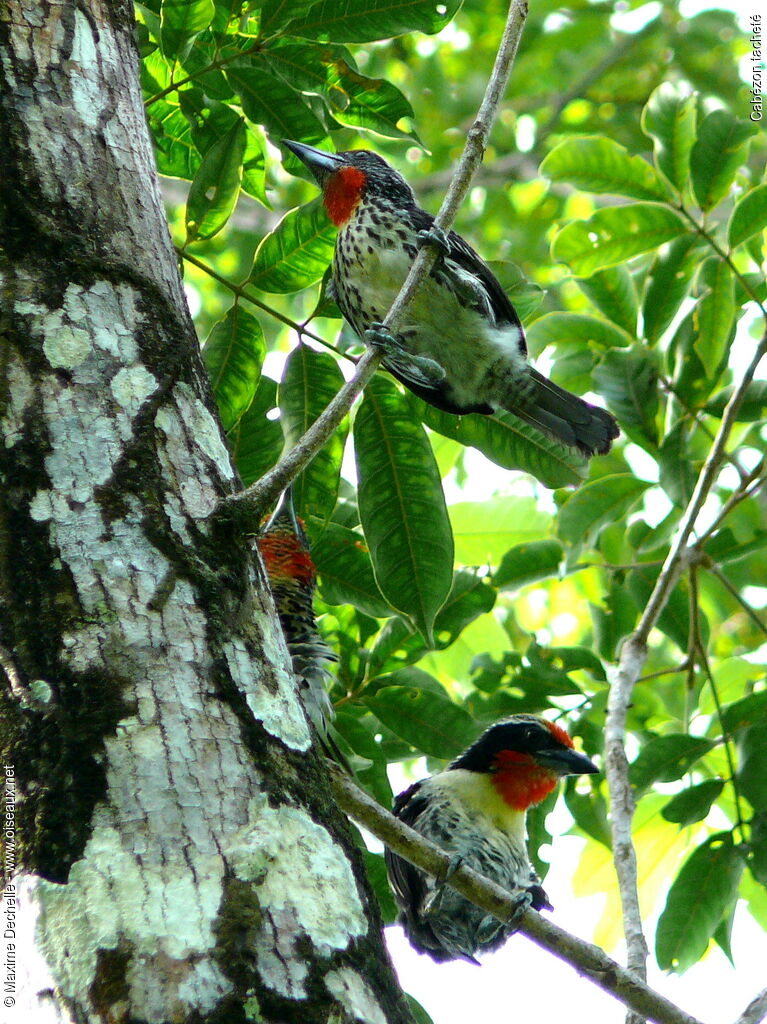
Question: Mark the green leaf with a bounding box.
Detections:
[367,684,475,759]
[311,521,391,618]
[704,380,767,421]
[363,849,397,923]
[226,65,327,155]
[656,832,744,972]
[185,118,246,242]
[280,345,347,524]
[493,539,564,590]
[160,0,214,62]
[657,421,697,508]
[366,571,497,678]
[449,497,551,565]
[728,183,767,249]
[552,203,686,276]
[355,376,453,643]
[228,376,284,487]
[592,345,659,447]
[249,199,336,293]
[738,724,767,812]
[558,475,648,546]
[282,0,462,43]
[690,109,757,210]
[641,83,697,191]
[541,136,669,201]
[414,401,586,490]
[693,260,735,374]
[526,312,633,355]
[642,235,702,345]
[662,780,724,825]
[720,691,767,735]
[575,266,638,336]
[203,305,265,431]
[627,564,698,652]
[630,734,714,792]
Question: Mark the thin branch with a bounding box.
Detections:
[181,250,340,355]
[215,0,530,523]
[330,767,704,1024]
[733,988,767,1024]
[704,560,767,638]
[605,639,650,1002]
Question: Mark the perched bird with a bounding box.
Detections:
[283,140,618,457]
[257,487,337,740]
[384,715,598,963]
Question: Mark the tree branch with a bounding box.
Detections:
[733,988,767,1024]
[604,322,767,1020]
[215,0,529,523]
[330,767,704,1024]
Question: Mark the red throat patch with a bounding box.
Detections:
[324,166,366,226]
[258,532,316,588]
[491,750,559,811]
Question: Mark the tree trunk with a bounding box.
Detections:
[0,2,411,1021]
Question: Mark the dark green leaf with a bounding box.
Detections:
[541,136,669,201]
[203,305,265,431]
[690,109,757,210]
[283,0,461,43]
[414,401,586,490]
[186,117,246,242]
[749,813,767,886]
[721,691,767,735]
[493,539,564,590]
[641,83,697,191]
[629,734,715,792]
[565,779,611,847]
[657,421,697,508]
[661,780,724,825]
[728,184,767,249]
[558,474,648,546]
[656,832,744,971]
[552,203,686,276]
[250,199,336,293]
[334,712,385,760]
[738,724,767,812]
[591,581,637,661]
[643,235,702,345]
[592,345,659,447]
[280,345,347,524]
[693,260,735,374]
[705,381,767,421]
[363,849,397,923]
[312,521,391,618]
[575,266,638,336]
[228,376,284,487]
[367,684,476,759]
[627,565,699,653]
[226,65,327,155]
[355,377,453,643]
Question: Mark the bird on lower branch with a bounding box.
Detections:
[385,714,598,963]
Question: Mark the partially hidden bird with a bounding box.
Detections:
[257,487,338,747]
[384,714,598,963]
[284,140,618,458]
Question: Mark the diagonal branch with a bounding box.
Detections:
[215,0,529,524]
[732,988,767,1024]
[330,767,704,1024]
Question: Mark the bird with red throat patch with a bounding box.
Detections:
[384,714,598,963]
[283,140,618,458]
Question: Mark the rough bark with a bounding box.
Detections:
[0,2,411,1021]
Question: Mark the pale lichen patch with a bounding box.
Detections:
[326,968,389,1024]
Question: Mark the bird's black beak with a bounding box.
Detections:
[283,140,344,185]
[536,747,599,777]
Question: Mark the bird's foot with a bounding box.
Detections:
[417,226,450,257]
[423,854,464,916]
[364,322,446,385]
[474,888,533,949]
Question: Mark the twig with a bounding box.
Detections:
[215,0,530,523]
[733,988,767,1024]
[330,767,704,1024]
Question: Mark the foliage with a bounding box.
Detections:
[138,0,766,989]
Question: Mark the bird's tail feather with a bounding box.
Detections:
[508,369,619,457]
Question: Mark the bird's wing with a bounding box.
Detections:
[385,781,433,910]
[410,207,527,355]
